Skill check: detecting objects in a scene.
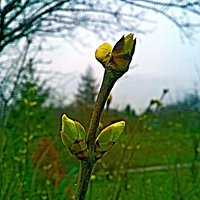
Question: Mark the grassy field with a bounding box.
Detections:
[1,106,200,199]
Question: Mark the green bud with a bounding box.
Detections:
[95,121,125,159]
[110,34,136,72]
[61,114,87,158]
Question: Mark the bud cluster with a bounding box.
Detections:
[95,33,136,72]
[61,115,125,160]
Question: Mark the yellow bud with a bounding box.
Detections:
[95,43,112,64]
[90,175,96,181]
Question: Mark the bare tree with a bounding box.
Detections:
[1,0,200,53]
[0,38,38,125]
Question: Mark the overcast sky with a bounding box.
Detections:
[39,14,200,113]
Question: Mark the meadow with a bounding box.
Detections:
[1,101,200,199]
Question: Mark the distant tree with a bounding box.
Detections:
[165,90,200,112]
[15,59,49,108]
[6,59,49,131]
[74,67,98,108]
[124,104,136,116]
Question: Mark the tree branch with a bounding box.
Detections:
[1,0,200,52]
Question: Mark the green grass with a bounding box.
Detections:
[1,107,200,199]
[87,168,200,200]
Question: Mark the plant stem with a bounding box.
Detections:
[74,157,95,200]
[74,69,123,200]
[87,69,122,152]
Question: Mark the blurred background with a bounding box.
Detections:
[1,1,200,199]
